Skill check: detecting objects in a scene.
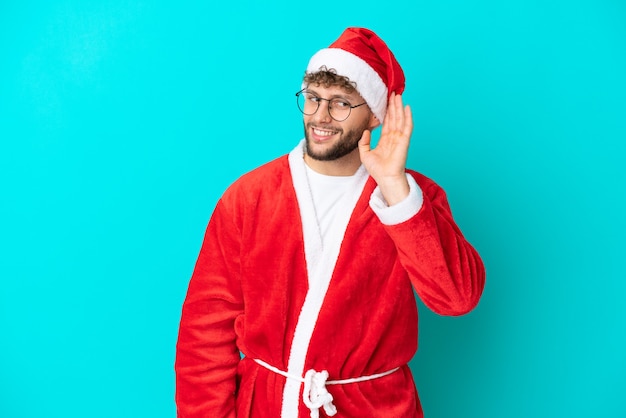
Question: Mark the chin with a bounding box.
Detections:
[305,136,358,162]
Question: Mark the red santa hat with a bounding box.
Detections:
[305,27,405,123]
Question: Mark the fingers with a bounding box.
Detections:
[382,92,398,134]
[403,104,413,138]
[383,92,397,133]
[382,92,412,139]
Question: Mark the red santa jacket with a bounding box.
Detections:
[175,145,485,418]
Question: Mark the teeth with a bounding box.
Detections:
[313,128,336,137]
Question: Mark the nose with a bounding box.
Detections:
[313,100,333,124]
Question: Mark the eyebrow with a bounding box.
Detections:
[306,88,356,102]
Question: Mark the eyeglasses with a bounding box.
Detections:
[295,88,367,122]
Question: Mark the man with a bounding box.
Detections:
[176,27,485,418]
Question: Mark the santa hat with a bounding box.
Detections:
[304,27,405,123]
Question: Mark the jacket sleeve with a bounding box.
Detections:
[175,198,244,417]
[371,172,485,316]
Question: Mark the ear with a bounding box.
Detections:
[368,113,381,130]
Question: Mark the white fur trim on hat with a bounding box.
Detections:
[305,48,388,122]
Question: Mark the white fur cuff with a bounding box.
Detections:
[369,174,423,225]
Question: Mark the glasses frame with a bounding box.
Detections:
[295,88,367,122]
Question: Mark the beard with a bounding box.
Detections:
[304,119,370,161]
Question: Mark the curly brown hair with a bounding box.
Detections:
[303,66,356,93]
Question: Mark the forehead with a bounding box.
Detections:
[306,84,364,101]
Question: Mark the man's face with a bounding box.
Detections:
[303,85,376,162]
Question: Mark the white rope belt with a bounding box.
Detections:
[254,358,400,418]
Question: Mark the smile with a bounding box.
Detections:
[312,127,339,137]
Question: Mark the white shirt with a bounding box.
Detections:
[304,164,360,249]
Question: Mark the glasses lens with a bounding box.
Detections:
[296,91,353,121]
[297,91,319,115]
[328,99,351,122]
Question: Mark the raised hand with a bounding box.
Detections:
[358,92,413,206]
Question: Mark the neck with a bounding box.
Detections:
[303,148,362,176]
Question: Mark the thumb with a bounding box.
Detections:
[358,129,372,156]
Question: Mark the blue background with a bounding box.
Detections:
[1,1,625,417]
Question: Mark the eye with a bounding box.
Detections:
[331,99,351,109]
[304,93,321,104]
